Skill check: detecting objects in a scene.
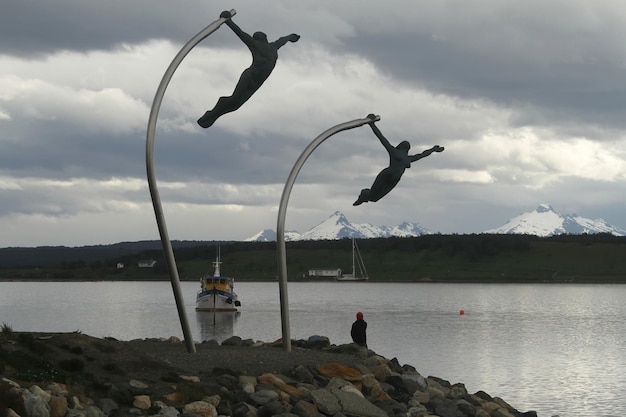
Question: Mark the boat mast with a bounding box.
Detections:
[354,239,369,279]
[352,238,356,277]
[213,245,222,277]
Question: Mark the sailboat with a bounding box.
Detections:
[337,238,369,281]
[196,246,241,311]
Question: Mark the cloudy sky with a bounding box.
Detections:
[2,0,626,247]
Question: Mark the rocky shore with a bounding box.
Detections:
[0,332,540,417]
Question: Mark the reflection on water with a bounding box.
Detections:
[195,311,240,343]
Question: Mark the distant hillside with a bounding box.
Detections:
[2,234,626,283]
[0,240,220,268]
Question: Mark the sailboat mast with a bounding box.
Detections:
[354,239,369,279]
[352,238,356,276]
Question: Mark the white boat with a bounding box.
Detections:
[195,247,241,311]
[337,238,369,281]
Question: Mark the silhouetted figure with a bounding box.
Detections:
[350,311,367,348]
[198,10,301,128]
[354,115,444,205]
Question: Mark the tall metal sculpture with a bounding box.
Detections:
[353,114,444,205]
[146,11,235,353]
[276,115,380,352]
[146,10,300,353]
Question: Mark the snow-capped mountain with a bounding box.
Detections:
[245,211,431,242]
[244,229,300,242]
[484,204,626,236]
[245,204,626,241]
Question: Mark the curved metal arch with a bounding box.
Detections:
[145,10,236,353]
[276,115,380,352]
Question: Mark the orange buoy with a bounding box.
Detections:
[459,309,465,315]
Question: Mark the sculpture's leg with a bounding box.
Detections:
[197,110,217,128]
[353,189,370,206]
[197,80,257,128]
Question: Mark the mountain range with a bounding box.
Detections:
[484,203,626,237]
[246,211,431,242]
[246,204,626,241]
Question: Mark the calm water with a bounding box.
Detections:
[0,281,624,417]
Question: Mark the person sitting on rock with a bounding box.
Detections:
[350,311,368,348]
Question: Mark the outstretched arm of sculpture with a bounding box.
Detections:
[272,33,301,49]
[220,10,255,46]
[366,114,395,153]
[409,145,445,162]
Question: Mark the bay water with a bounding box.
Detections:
[0,281,623,417]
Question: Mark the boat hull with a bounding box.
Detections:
[337,275,368,282]
[196,290,241,312]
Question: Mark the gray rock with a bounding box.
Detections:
[66,410,88,417]
[159,406,181,417]
[258,399,289,416]
[449,383,469,399]
[84,405,106,417]
[492,409,516,417]
[240,375,258,393]
[129,379,148,389]
[232,401,259,417]
[407,403,428,417]
[309,389,341,415]
[249,389,280,406]
[432,396,466,417]
[23,390,50,417]
[303,335,330,349]
[241,338,256,346]
[96,398,119,415]
[330,387,387,417]
[402,372,428,392]
[456,399,476,416]
[29,385,51,403]
[385,375,413,394]
[374,398,408,416]
[388,357,404,373]
[217,373,240,391]
[294,365,315,384]
[222,336,244,346]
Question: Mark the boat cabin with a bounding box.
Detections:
[201,276,234,292]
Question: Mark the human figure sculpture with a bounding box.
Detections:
[197,10,301,128]
[353,114,444,206]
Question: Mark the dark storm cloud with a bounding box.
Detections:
[153,129,303,185]
[0,116,297,185]
[0,0,234,57]
[0,120,142,179]
[335,1,626,137]
[342,32,626,133]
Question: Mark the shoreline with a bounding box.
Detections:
[2,277,625,284]
[0,331,539,417]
